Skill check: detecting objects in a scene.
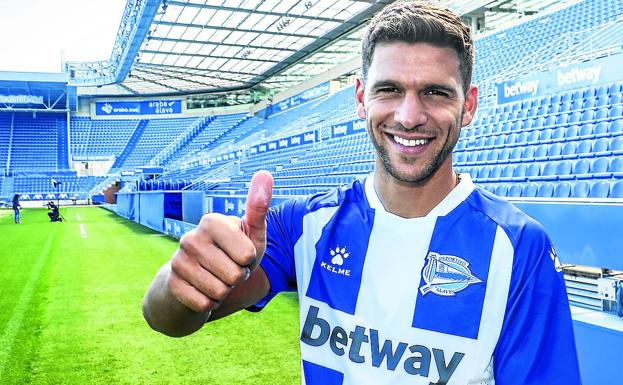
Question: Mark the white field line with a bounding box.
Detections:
[79,224,87,239]
[76,213,81,221]
[0,228,56,377]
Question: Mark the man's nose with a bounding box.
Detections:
[394,93,428,130]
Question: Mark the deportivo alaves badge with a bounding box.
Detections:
[420,252,481,296]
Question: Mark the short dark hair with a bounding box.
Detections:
[361,1,474,93]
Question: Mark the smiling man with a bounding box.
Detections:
[143,2,582,384]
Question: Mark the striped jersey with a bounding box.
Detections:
[252,174,581,385]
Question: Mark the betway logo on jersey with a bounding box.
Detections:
[301,306,465,384]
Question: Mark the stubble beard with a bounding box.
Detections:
[367,118,461,185]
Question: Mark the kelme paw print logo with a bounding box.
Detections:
[330,246,350,266]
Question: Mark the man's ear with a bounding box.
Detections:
[461,85,478,127]
[355,78,366,120]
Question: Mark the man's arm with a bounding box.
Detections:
[142,171,273,337]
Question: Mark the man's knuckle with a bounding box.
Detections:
[239,245,257,266]
[212,282,230,301]
[222,268,243,286]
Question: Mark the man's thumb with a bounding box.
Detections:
[241,170,273,252]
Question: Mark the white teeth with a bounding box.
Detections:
[393,135,428,147]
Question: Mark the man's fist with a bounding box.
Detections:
[167,170,274,313]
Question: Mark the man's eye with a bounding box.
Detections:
[377,87,399,94]
[426,89,449,97]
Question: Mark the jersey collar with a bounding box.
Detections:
[364,172,475,218]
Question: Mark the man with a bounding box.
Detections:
[12,194,21,224]
[47,201,61,222]
[143,2,582,384]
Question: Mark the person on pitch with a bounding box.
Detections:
[143,2,581,384]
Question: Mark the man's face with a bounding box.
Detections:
[356,42,477,184]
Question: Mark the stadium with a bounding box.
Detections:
[1,0,622,383]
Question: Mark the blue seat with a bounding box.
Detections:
[522,145,536,159]
[554,182,572,198]
[508,183,523,197]
[609,156,623,177]
[564,125,579,138]
[505,133,517,145]
[527,130,540,143]
[537,182,554,197]
[580,109,594,123]
[556,113,569,126]
[562,141,578,158]
[576,140,594,157]
[608,84,622,94]
[548,104,560,114]
[522,183,538,197]
[494,135,506,146]
[610,180,623,198]
[501,164,515,179]
[590,157,610,178]
[571,181,590,198]
[578,123,594,137]
[571,90,582,101]
[487,149,500,161]
[547,143,563,159]
[594,122,609,136]
[497,148,511,162]
[539,129,553,142]
[589,180,610,198]
[595,107,609,120]
[489,165,503,180]
[570,100,582,111]
[611,137,623,154]
[608,94,622,105]
[595,97,608,107]
[572,159,591,178]
[478,166,492,180]
[534,144,549,159]
[592,138,610,154]
[596,85,608,96]
[495,184,509,196]
[610,106,623,120]
[609,120,623,134]
[544,115,557,127]
[526,163,541,177]
[557,160,573,180]
[540,162,558,179]
[533,116,545,128]
[509,147,522,161]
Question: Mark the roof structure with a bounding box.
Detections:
[66,0,573,101]
[69,0,393,97]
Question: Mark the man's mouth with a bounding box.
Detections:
[392,134,430,147]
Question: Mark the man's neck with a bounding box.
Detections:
[372,163,458,218]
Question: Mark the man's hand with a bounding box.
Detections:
[167,170,274,314]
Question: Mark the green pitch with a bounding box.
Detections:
[0,207,301,385]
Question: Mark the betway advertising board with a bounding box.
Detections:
[496,53,622,104]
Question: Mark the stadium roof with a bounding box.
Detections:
[66,0,574,100]
[68,0,393,97]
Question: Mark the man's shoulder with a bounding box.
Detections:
[270,178,368,220]
[464,186,548,249]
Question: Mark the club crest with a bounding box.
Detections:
[420,252,482,296]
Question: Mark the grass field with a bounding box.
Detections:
[0,206,301,385]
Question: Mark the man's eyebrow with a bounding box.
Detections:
[369,80,400,89]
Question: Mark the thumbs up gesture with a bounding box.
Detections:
[167,170,274,314]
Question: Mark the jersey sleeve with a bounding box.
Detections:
[493,220,582,385]
[248,198,305,311]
